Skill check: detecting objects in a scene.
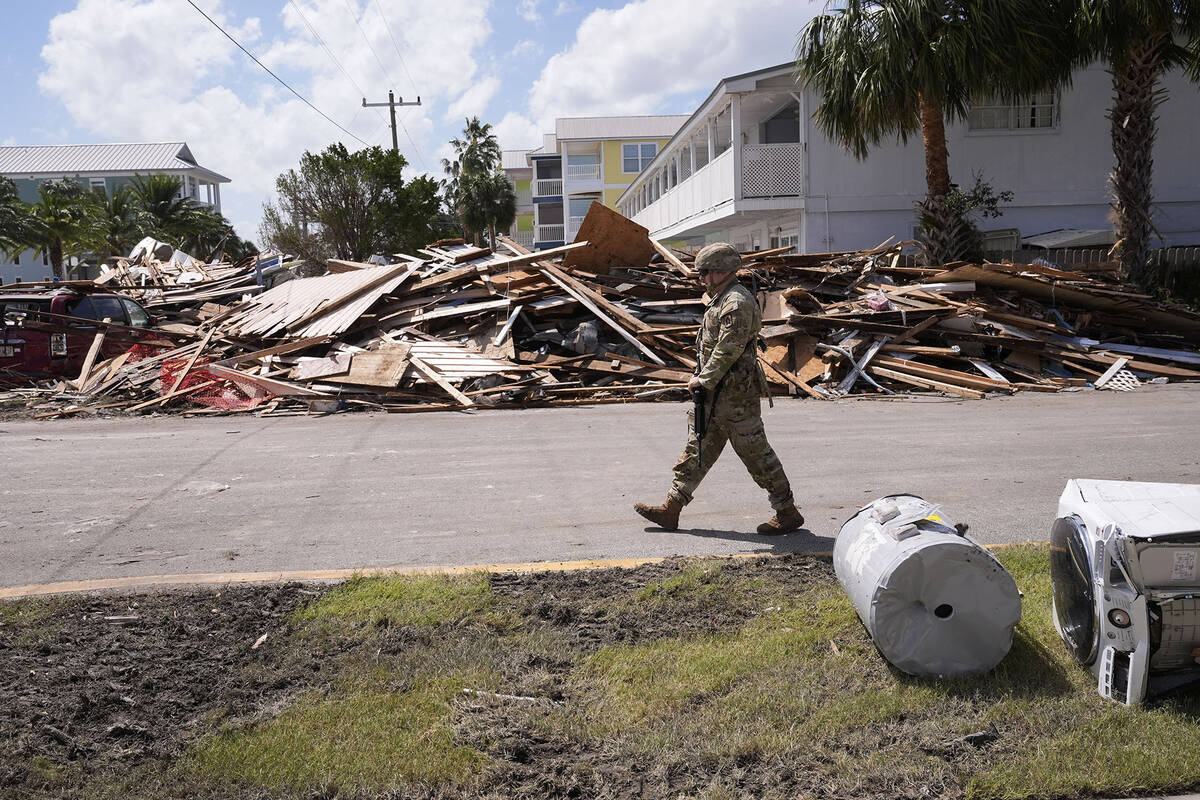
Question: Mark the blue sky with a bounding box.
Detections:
[1,0,819,244]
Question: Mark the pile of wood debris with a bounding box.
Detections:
[5,205,1199,419]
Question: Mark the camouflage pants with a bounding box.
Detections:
[667,394,794,512]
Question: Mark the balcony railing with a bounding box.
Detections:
[535,179,563,197]
[742,143,804,197]
[568,215,587,228]
[536,224,565,242]
[507,230,535,248]
[566,164,600,180]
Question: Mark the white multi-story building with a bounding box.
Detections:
[502,115,689,250]
[0,142,230,284]
[617,62,1200,254]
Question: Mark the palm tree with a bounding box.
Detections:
[796,0,1070,262]
[95,185,150,263]
[1071,1,1200,284]
[443,117,503,245]
[129,173,198,244]
[461,171,517,249]
[27,179,106,280]
[0,177,38,258]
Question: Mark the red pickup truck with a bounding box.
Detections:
[0,290,160,381]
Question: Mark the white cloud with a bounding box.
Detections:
[517,0,540,21]
[554,0,576,14]
[494,112,543,152]
[38,0,496,244]
[508,38,541,59]
[445,76,501,122]
[527,0,820,128]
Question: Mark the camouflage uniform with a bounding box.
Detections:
[667,279,795,511]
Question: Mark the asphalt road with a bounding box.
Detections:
[3,385,1200,591]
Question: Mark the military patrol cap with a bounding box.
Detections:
[695,242,742,273]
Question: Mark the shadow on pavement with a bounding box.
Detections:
[644,526,835,553]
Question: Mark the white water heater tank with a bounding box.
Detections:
[834,494,1022,677]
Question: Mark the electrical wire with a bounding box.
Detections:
[339,0,431,171]
[373,0,420,96]
[286,0,391,144]
[342,0,399,88]
[185,0,369,147]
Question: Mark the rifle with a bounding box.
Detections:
[692,383,706,465]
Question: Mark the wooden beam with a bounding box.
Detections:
[868,366,985,399]
[408,355,475,407]
[537,265,667,365]
[162,326,216,403]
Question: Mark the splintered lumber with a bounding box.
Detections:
[407,355,474,407]
[868,366,986,399]
[870,356,1015,393]
[162,326,216,402]
[538,264,666,365]
[69,328,108,391]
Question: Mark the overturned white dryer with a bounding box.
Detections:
[835,494,1022,677]
[1052,479,1200,704]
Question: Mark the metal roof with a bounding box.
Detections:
[501,150,532,170]
[555,115,690,141]
[0,142,230,183]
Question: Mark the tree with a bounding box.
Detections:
[1071,1,1200,284]
[129,174,207,245]
[95,185,150,263]
[0,177,38,258]
[26,179,107,280]
[796,0,1069,262]
[460,171,517,249]
[260,142,442,274]
[442,117,502,245]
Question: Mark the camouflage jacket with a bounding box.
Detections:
[695,280,762,395]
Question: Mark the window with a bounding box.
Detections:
[90,296,127,324]
[88,177,106,196]
[11,253,17,265]
[968,93,1057,131]
[568,197,595,220]
[622,143,657,174]
[122,298,151,327]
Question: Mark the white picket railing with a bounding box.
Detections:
[566,164,601,180]
[536,224,565,242]
[507,230,534,248]
[535,179,563,197]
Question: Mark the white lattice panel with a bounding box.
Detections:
[742,144,804,197]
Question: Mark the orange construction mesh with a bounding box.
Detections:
[160,357,273,410]
[125,343,163,364]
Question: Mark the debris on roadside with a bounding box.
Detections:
[3,205,1199,418]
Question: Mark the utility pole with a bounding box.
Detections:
[362,90,421,153]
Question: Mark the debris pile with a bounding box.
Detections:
[4,205,1199,418]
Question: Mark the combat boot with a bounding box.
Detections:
[634,498,683,531]
[757,505,804,536]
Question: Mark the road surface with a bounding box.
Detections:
[2,385,1199,592]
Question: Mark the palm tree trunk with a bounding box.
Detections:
[1109,31,1169,286]
[919,89,951,200]
[50,241,64,281]
[488,223,497,251]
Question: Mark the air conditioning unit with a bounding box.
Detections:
[1051,479,1200,704]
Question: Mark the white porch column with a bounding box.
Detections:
[213,183,221,212]
[688,139,696,177]
[672,154,679,187]
[706,120,715,163]
[730,94,743,200]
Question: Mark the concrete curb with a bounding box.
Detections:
[0,551,798,600]
[0,542,1040,600]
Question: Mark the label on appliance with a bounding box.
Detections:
[1171,550,1197,581]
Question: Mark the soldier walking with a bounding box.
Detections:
[635,242,804,535]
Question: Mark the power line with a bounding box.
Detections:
[185,0,369,147]
[338,0,431,171]
[373,0,420,96]
[287,0,391,144]
[342,0,399,88]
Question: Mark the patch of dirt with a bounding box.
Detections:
[0,584,339,793]
[0,555,843,800]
